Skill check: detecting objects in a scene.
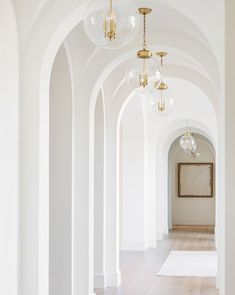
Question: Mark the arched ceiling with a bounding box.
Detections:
[58,0,223,117]
[11,0,224,126]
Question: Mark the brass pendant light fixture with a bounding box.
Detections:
[179,123,199,157]
[83,0,140,49]
[150,51,174,115]
[126,8,161,92]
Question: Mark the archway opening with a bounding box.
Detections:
[168,133,216,229]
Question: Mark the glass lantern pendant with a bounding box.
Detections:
[179,131,197,154]
[83,0,140,49]
[150,52,174,115]
[126,8,161,93]
[149,81,174,116]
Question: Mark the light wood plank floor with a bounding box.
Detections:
[95,226,219,295]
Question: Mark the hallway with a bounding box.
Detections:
[95,227,218,295]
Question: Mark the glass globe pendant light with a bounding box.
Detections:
[83,0,140,49]
[150,52,174,115]
[179,129,197,154]
[150,81,174,116]
[126,8,161,92]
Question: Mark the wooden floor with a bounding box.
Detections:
[95,226,219,295]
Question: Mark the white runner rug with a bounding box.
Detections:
[157,251,217,277]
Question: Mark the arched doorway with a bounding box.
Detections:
[168,133,216,229]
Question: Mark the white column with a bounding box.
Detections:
[94,92,106,288]
[120,97,148,251]
[105,113,121,287]
[0,2,18,295]
[155,149,169,241]
[49,46,72,295]
[225,1,235,294]
[72,88,94,295]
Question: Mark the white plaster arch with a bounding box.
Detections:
[155,119,217,239]
[17,0,223,294]
[168,132,216,229]
[18,2,97,295]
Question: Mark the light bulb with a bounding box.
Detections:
[83,0,140,49]
[126,57,161,93]
[149,82,174,116]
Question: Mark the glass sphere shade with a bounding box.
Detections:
[126,57,161,93]
[83,0,140,49]
[179,133,197,153]
[149,87,174,116]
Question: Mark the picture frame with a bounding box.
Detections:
[178,163,213,198]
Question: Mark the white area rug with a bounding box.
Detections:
[157,251,217,277]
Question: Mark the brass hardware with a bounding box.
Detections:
[104,0,117,41]
[158,82,168,90]
[158,101,165,112]
[137,49,152,58]
[156,51,167,66]
[138,7,152,53]
[136,7,153,87]
[138,8,152,15]
[139,73,148,88]
[156,51,167,58]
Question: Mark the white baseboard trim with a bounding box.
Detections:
[106,270,121,287]
[162,227,169,234]
[94,273,106,289]
[121,241,147,251]
[173,219,215,226]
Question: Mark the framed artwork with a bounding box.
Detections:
[178,163,213,198]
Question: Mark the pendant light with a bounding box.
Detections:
[180,127,197,154]
[126,8,161,92]
[149,52,174,115]
[83,0,140,49]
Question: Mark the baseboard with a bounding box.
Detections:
[106,270,121,287]
[173,219,215,226]
[121,241,147,251]
[94,273,106,289]
[156,227,169,241]
[162,227,169,234]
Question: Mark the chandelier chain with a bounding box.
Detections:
[143,14,147,50]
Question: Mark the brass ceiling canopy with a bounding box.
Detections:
[158,82,168,90]
[156,51,168,66]
[156,51,168,58]
[138,7,152,15]
[137,7,153,59]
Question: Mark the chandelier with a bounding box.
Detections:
[179,128,197,155]
[150,52,174,115]
[126,8,161,92]
[83,0,140,49]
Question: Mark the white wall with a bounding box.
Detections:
[0,2,18,295]
[49,45,72,295]
[120,96,147,251]
[225,1,235,294]
[169,135,215,226]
